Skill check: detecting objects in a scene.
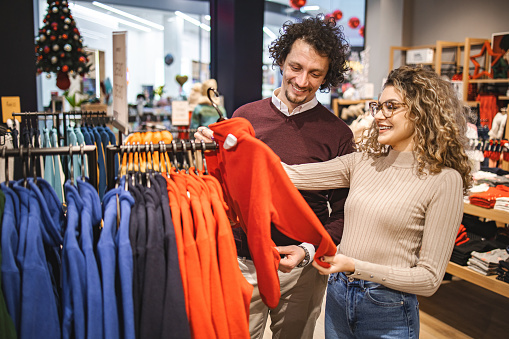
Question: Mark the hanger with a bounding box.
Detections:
[31,145,38,185]
[2,147,9,187]
[207,87,226,122]
[69,145,75,186]
[180,140,189,174]
[21,146,27,188]
[171,139,180,173]
[80,144,86,182]
[200,140,209,175]
[189,140,199,175]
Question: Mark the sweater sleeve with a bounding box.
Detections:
[282,153,356,190]
[349,169,464,297]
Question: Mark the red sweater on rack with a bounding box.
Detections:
[206,117,337,308]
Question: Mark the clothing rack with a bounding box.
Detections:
[12,111,64,143]
[105,140,217,190]
[61,111,118,145]
[0,145,98,190]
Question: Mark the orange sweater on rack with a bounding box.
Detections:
[206,117,337,309]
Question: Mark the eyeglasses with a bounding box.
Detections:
[368,101,408,118]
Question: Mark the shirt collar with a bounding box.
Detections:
[271,88,318,116]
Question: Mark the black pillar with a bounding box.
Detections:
[0,0,38,117]
[210,0,264,117]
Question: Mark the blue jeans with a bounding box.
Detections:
[325,272,420,338]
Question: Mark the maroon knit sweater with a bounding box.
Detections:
[232,98,354,258]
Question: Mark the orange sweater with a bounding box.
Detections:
[206,117,337,308]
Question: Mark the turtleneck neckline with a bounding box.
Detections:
[383,149,417,168]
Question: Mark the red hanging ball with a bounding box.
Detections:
[50,35,57,41]
[359,26,364,37]
[333,10,343,21]
[60,16,65,20]
[60,53,65,58]
[62,65,69,72]
[289,0,306,10]
[348,17,360,29]
[74,28,79,33]
[43,46,50,53]
[79,56,85,63]
[62,34,68,40]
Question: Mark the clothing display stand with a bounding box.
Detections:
[105,140,217,191]
[0,144,98,190]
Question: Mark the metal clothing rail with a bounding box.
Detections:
[105,140,218,190]
[0,145,98,191]
[12,111,64,143]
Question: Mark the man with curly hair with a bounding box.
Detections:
[196,15,354,338]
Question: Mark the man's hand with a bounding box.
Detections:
[276,245,306,273]
[194,126,214,142]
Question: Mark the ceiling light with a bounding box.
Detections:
[263,26,277,40]
[204,15,211,21]
[301,5,320,11]
[70,4,152,32]
[175,11,211,31]
[92,1,164,30]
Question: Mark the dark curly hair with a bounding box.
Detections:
[268,15,350,91]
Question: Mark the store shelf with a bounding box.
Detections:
[446,262,509,298]
[463,203,509,222]
[469,79,509,84]
[446,203,509,299]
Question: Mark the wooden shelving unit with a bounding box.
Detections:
[446,202,509,298]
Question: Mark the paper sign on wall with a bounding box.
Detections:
[1,96,21,123]
[172,100,190,126]
[112,31,128,134]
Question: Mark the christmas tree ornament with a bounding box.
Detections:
[40,35,46,42]
[44,46,50,53]
[56,70,70,89]
[64,44,72,52]
[63,24,69,30]
[289,0,306,9]
[62,65,69,72]
[46,73,52,79]
[62,33,68,39]
[74,34,79,40]
[64,18,71,24]
[52,6,58,13]
[51,56,58,64]
[60,52,65,58]
[52,44,59,51]
[50,35,57,41]
[63,7,68,13]
[333,10,343,21]
[359,26,364,37]
[348,17,360,29]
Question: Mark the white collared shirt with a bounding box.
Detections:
[272,88,319,116]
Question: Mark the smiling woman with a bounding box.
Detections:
[282,65,473,338]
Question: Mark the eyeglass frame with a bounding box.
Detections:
[368,101,408,118]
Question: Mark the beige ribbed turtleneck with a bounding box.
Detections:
[283,149,464,296]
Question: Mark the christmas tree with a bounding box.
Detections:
[35,0,90,90]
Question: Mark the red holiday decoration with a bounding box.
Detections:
[62,65,69,72]
[333,10,343,21]
[359,26,364,37]
[56,70,70,90]
[470,41,503,79]
[348,17,360,29]
[289,0,306,10]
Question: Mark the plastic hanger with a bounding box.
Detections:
[207,87,226,122]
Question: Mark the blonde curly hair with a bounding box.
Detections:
[358,66,473,194]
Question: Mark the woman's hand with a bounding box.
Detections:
[194,126,214,142]
[312,253,355,275]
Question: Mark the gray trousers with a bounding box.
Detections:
[238,257,328,339]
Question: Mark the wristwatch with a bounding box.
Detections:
[297,244,311,268]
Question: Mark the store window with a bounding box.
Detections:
[36,0,210,114]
